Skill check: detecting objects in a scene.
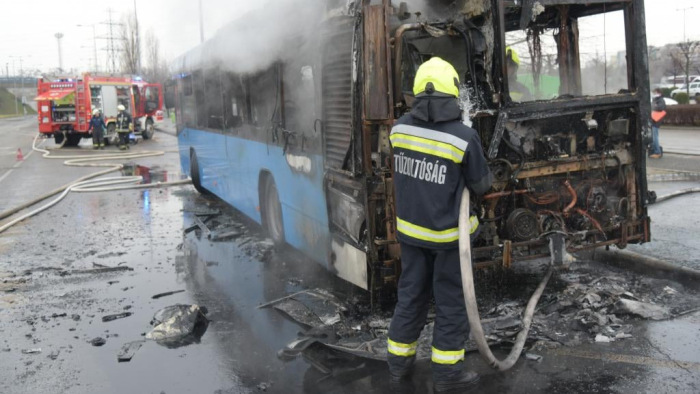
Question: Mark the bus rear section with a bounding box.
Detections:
[172,0,653,300]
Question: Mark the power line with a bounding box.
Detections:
[99,8,124,73]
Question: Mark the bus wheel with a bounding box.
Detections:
[65,134,82,147]
[262,176,285,245]
[143,118,154,140]
[190,150,208,194]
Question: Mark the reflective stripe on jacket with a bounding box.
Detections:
[390,113,492,249]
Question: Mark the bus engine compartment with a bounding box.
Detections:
[353,0,654,284]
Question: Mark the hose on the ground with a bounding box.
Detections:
[0,134,191,234]
[654,188,700,204]
[458,187,554,371]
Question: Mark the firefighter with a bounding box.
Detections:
[506,46,532,102]
[115,104,133,150]
[387,57,493,392]
[88,109,106,150]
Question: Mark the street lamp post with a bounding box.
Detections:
[55,33,64,72]
[677,6,695,44]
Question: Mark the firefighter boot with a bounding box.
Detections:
[433,362,480,393]
[388,353,415,383]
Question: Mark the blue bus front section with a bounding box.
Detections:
[179,127,331,266]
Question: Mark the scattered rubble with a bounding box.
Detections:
[102,312,133,322]
[145,304,209,347]
[271,261,698,374]
[152,290,185,299]
[21,348,41,354]
[90,337,106,347]
[117,340,144,362]
[614,299,671,320]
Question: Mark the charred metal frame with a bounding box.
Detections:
[348,0,654,297]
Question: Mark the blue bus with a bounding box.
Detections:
[173,0,653,295]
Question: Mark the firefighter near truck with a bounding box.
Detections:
[35,74,164,147]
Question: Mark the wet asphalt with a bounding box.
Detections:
[0,117,699,393]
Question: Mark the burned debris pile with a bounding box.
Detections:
[271,261,697,375]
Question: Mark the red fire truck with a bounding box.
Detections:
[35,73,164,146]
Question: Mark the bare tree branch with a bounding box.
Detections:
[120,11,140,75]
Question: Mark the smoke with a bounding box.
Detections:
[172,0,327,74]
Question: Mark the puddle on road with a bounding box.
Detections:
[121,163,181,184]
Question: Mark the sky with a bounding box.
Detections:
[0,0,698,76]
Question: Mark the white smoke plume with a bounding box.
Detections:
[171,0,330,74]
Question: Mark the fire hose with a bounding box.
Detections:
[0,134,191,234]
[458,187,554,371]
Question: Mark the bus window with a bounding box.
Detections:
[180,74,197,128]
[578,11,629,95]
[249,66,280,134]
[505,4,629,101]
[223,73,249,131]
[282,64,318,149]
[204,70,224,130]
[194,71,207,129]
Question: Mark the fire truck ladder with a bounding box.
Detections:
[76,82,88,131]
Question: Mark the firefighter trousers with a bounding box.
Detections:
[92,128,105,148]
[387,242,469,377]
[118,131,130,148]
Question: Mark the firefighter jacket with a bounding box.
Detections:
[88,116,106,132]
[116,111,132,132]
[390,95,493,249]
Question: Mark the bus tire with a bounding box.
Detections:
[143,118,154,140]
[261,175,285,245]
[190,150,208,194]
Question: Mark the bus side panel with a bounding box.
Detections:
[178,128,229,196]
[179,130,332,267]
[236,138,331,266]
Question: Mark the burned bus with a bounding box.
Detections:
[172,0,652,296]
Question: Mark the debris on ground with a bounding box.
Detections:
[47,350,60,360]
[151,290,185,299]
[614,299,671,320]
[21,348,41,354]
[145,304,209,347]
[62,265,134,276]
[102,312,133,322]
[90,337,106,346]
[525,352,543,362]
[210,227,244,241]
[117,340,145,362]
[594,334,614,343]
[260,289,345,329]
[271,260,698,373]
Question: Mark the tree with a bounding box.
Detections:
[143,29,168,84]
[120,11,140,75]
[673,40,700,94]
